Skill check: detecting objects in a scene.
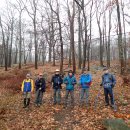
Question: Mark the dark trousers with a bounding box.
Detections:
[104,87,114,105]
[35,89,43,105]
[53,89,61,104]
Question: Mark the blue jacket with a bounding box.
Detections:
[63,75,77,90]
[79,73,92,88]
[102,73,116,88]
[35,78,46,92]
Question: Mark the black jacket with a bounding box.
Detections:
[51,74,63,89]
[35,78,46,92]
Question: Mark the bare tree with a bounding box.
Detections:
[45,0,64,72]
[116,0,124,74]
[77,5,82,69]
[0,16,9,71]
[67,0,76,73]
[95,0,104,67]
[24,0,39,69]
[12,0,25,69]
[121,0,127,67]
[87,0,94,71]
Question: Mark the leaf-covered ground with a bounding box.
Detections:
[0,62,130,130]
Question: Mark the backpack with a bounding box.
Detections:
[103,74,113,83]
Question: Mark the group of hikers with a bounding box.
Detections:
[21,67,116,109]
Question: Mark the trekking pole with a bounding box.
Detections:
[94,87,102,110]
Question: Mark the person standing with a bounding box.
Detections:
[51,69,63,105]
[79,68,92,106]
[21,73,34,108]
[64,70,77,107]
[35,73,46,107]
[100,68,116,108]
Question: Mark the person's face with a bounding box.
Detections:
[39,74,42,79]
[83,71,86,74]
[69,72,73,76]
[105,70,109,73]
[26,76,30,79]
[56,71,59,75]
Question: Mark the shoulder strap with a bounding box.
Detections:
[108,74,113,80]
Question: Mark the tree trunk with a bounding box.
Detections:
[0,16,8,71]
[70,20,76,73]
[8,18,14,67]
[78,7,82,69]
[52,45,55,66]
[121,1,127,67]
[107,9,112,67]
[19,13,22,69]
[87,0,93,71]
[116,0,124,74]
[82,10,87,69]
[34,17,38,69]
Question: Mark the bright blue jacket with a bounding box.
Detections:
[63,75,77,90]
[79,73,92,88]
[102,73,116,88]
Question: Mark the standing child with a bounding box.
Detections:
[64,70,77,107]
[21,74,34,108]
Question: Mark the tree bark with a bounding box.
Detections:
[116,0,124,74]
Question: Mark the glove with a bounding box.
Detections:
[111,84,114,88]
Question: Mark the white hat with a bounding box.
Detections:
[39,73,43,76]
[55,69,60,72]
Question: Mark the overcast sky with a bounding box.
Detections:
[0,0,130,39]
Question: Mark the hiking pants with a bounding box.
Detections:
[80,88,89,105]
[65,90,74,106]
[104,87,114,105]
[53,89,61,104]
[35,89,44,105]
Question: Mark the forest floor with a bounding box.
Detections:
[0,61,130,130]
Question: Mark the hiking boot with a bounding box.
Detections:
[26,98,30,107]
[23,98,27,108]
[111,104,117,111]
[37,104,41,107]
[110,104,115,108]
[53,102,57,105]
[63,103,67,108]
[35,104,38,107]
[58,103,61,105]
[23,105,27,108]
[105,103,109,107]
[63,105,67,109]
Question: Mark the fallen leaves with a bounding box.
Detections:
[0,62,130,130]
[114,113,130,120]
